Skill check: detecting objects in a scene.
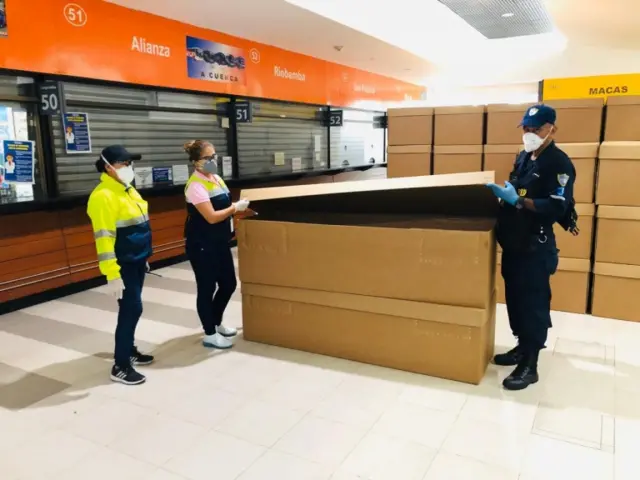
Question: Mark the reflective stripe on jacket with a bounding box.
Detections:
[87,173,152,280]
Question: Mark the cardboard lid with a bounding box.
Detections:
[388,145,432,154]
[606,95,640,106]
[599,141,640,160]
[486,103,531,113]
[576,203,596,216]
[242,283,490,327]
[434,106,485,115]
[434,145,483,154]
[497,256,590,272]
[483,144,522,154]
[557,142,599,158]
[597,205,640,220]
[545,98,604,109]
[388,107,434,117]
[594,262,640,280]
[557,257,591,273]
[241,171,499,218]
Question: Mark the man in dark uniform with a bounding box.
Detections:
[487,104,577,391]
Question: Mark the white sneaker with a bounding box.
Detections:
[203,333,233,350]
[216,324,238,338]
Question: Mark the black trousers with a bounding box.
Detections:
[501,248,558,352]
[187,243,237,335]
[115,261,147,367]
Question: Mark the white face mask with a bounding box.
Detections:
[116,165,135,186]
[522,130,551,153]
[102,155,134,187]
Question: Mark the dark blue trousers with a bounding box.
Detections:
[501,248,558,352]
[115,261,146,367]
[187,243,237,336]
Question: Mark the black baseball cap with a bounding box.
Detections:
[101,145,142,164]
[95,145,141,173]
[520,104,557,129]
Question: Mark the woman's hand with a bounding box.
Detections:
[233,199,250,213]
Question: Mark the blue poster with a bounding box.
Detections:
[63,112,92,154]
[186,36,246,85]
[2,140,34,184]
[152,167,173,184]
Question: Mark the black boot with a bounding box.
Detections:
[502,351,539,391]
[493,344,524,366]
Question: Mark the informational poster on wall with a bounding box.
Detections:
[0,0,7,38]
[152,167,172,184]
[292,157,302,173]
[134,167,153,188]
[172,164,189,185]
[63,112,92,154]
[1,140,35,184]
[222,156,233,178]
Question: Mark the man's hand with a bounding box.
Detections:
[487,181,519,206]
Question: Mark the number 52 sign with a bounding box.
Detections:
[37,80,63,116]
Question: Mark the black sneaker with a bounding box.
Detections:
[493,345,524,366]
[110,365,146,386]
[131,346,154,366]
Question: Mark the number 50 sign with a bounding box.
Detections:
[64,4,88,27]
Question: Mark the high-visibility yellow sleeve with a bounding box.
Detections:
[87,190,121,281]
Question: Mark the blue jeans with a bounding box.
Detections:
[115,261,146,367]
[501,248,559,352]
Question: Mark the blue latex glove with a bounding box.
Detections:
[486,181,519,206]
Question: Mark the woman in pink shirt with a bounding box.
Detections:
[183,140,249,349]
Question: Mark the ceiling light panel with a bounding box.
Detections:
[436,0,554,39]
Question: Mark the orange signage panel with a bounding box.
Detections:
[0,0,424,106]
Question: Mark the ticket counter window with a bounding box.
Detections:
[0,102,43,204]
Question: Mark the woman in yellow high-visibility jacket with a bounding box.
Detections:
[87,145,154,386]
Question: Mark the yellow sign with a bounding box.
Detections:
[542,73,640,101]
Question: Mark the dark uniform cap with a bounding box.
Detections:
[101,145,142,164]
[520,104,557,129]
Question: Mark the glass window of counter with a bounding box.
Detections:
[330,108,385,169]
[0,75,44,205]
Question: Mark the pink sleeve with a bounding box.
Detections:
[186,182,211,205]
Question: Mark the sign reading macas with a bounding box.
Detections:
[37,80,62,115]
[235,101,252,123]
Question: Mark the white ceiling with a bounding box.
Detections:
[107,0,640,87]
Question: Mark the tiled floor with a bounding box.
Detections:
[1,249,639,479]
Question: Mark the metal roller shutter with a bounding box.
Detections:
[53,82,228,196]
[237,101,328,177]
[330,109,385,168]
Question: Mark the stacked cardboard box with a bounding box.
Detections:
[484,103,530,186]
[238,172,498,384]
[434,106,484,175]
[604,96,640,141]
[387,108,433,178]
[593,142,640,321]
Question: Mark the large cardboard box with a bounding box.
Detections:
[554,203,595,259]
[604,96,640,142]
[387,107,434,146]
[387,145,431,178]
[238,172,499,384]
[486,104,530,145]
[434,106,484,146]
[595,206,640,266]
[592,263,640,322]
[433,145,483,175]
[496,257,591,314]
[483,144,521,186]
[597,142,640,206]
[557,143,598,204]
[545,99,603,143]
